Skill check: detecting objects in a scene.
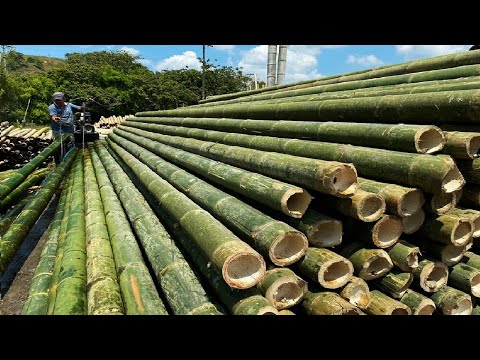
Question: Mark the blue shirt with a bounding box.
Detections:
[48,102,81,133]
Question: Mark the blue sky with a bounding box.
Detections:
[12,45,473,83]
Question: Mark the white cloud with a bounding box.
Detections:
[213,45,235,51]
[346,54,384,67]
[138,58,154,68]
[155,50,201,71]
[120,46,140,56]
[237,45,336,83]
[395,45,471,59]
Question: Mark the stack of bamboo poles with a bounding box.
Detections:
[95,115,133,135]
[18,49,480,315]
[0,124,53,171]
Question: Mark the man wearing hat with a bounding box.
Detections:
[48,91,84,163]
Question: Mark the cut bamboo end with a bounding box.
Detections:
[265,275,308,310]
[441,166,465,193]
[401,209,425,234]
[328,164,357,197]
[281,188,312,218]
[451,219,474,246]
[306,219,342,247]
[257,307,279,315]
[269,231,309,266]
[278,309,296,315]
[303,291,365,315]
[441,244,468,266]
[340,276,371,309]
[470,215,480,238]
[398,188,424,217]
[429,191,456,215]
[417,261,449,293]
[357,192,386,222]
[318,258,354,289]
[388,240,421,272]
[400,289,436,315]
[415,126,445,154]
[431,286,473,315]
[223,252,266,289]
[449,263,480,297]
[466,135,480,159]
[357,251,393,280]
[365,290,411,315]
[372,215,402,248]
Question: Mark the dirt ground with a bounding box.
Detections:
[0,193,59,315]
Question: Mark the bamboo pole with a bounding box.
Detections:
[387,240,421,272]
[339,242,393,280]
[400,289,436,315]
[119,124,463,195]
[103,139,265,289]
[401,209,425,234]
[95,143,222,315]
[463,251,480,270]
[0,192,34,236]
[420,242,469,267]
[373,270,413,299]
[302,290,364,315]
[421,213,473,247]
[456,158,480,185]
[448,208,480,238]
[412,259,449,293]
[89,146,168,315]
[443,131,480,159]
[127,118,446,155]
[114,127,358,197]
[430,285,472,315]
[296,247,353,289]
[358,178,424,217]
[365,290,411,315]
[107,136,307,267]
[338,276,371,309]
[425,191,458,215]
[343,215,402,249]
[448,263,480,297]
[83,149,124,315]
[256,268,307,309]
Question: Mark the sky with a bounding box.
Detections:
[12,45,473,83]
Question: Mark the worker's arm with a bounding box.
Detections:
[49,105,59,122]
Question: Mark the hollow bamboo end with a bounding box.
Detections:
[452,219,473,247]
[467,135,480,159]
[307,220,342,248]
[470,273,480,297]
[442,166,465,193]
[420,261,449,293]
[223,252,266,289]
[359,253,393,280]
[257,306,279,315]
[401,209,425,234]
[270,231,309,266]
[341,277,371,309]
[318,258,353,289]
[329,164,357,197]
[391,308,411,315]
[415,126,445,154]
[281,188,312,218]
[469,215,480,238]
[372,215,402,248]
[442,244,467,266]
[265,276,308,310]
[358,193,386,222]
[430,191,455,215]
[414,299,436,315]
[398,189,424,217]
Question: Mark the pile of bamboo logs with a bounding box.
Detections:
[10,49,480,315]
[0,124,53,171]
[95,115,134,135]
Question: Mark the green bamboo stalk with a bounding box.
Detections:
[463,251,480,270]
[51,151,87,315]
[0,192,35,236]
[302,290,364,315]
[338,276,371,309]
[278,209,343,248]
[420,213,473,246]
[443,131,480,159]
[0,168,50,212]
[89,145,168,315]
[357,178,424,217]
[401,209,425,235]
[95,142,222,315]
[21,177,70,315]
[296,247,353,289]
[126,118,446,155]
[103,138,265,289]
[118,124,462,195]
[83,148,124,315]
[194,50,480,103]
[114,127,358,196]
[473,306,480,315]
[256,268,307,309]
[448,208,480,238]
[456,158,480,185]
[387,240,421,272]
[373,270,413,299]
[0,148,76,276]
[314,189,385,222]
[342,215,403,249]
[412,259,449,293]
[339,242,393,280]
[400,289,436,315]
[448,263,480,297]
[0,134,67,201]
[365,290,411,315]
[104,124,312,218]
[108,136,306,268]
[430,285,472,315]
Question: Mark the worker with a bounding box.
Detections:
[48,91,84,163]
